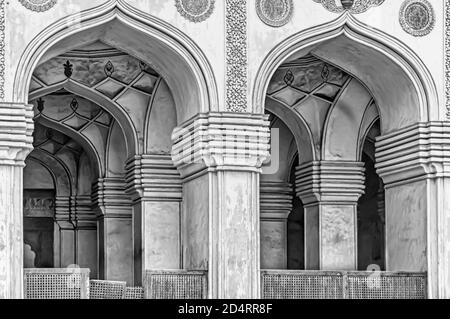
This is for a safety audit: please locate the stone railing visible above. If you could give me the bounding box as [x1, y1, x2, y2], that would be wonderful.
[261, 270, 427, 299]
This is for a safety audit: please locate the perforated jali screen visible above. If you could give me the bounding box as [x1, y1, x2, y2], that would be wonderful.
[24, 268, 90, 299]
[261, 271, 427, 299]
[89, 280, 127, 299]
[145, 271, 208, 299]
[125, 287, 145, 299]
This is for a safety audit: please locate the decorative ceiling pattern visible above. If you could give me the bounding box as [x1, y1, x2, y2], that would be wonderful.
[267, 53, 376, 160]
[31, 41, 162, 139]
[268, 54, 350, 109]
[33, 123, 83, 159]
[312, 0, 384, 14]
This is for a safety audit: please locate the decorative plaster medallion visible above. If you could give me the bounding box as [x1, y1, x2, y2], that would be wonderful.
[175, 0, 215, 23]
[312, 0, 384, 14]
[399, 0, 435, 37]
[256, 0, 294, 27]
[18, 0, 57, 12]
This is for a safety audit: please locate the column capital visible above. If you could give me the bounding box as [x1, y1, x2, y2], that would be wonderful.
[171, 112, 270, 177]
[125, 154, 182, 202]
[376, 122, 450, 186]
[0, 103, 34, 166]
[260, 181, 293, 220]
[92, 178, 132, 217]
[295, 161, 365, 205]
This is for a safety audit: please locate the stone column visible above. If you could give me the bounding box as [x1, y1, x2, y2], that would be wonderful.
[172, 113, 270, 299]
[125, 155, 182, 286]
[0, 103, 34, 299]
[260, 181, 292, 269]
[93, 178, 133, 285]
[375, 122, 450, 299]
[54, 196, 75, 268]
[296, 161, 365, 270]
[74, 196, 97, 278]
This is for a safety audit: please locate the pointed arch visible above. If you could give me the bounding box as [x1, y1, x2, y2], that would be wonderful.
[253, 12, 439, 134]
[14, 0, 218, 145]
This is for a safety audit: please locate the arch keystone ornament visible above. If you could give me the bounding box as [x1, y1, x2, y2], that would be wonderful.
[175, 0, 215, 23]
[312, 0, 384, 14]
[399, 0, 435, 37]
[256, 0, 294, 27]
[18, 0, 57, 12]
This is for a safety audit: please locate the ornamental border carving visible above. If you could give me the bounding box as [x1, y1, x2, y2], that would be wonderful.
[175, 0, 215, 23]
[399, 0, 435, 37]
[0, 0, 4, 100]
[446, 0, 450, 118]
[18, 0, 57, 12]
[226, 0, 248, 112]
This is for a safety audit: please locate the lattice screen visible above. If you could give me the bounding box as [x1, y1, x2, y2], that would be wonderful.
[125, 287, 145, 299]
[347, 272, 427, 299]
[145, 271, 208, 299]
[24, 269, 90, 299]
[89, 280, 127, 299]
[262, 271, 344, 299]
[261, 271, 427, 299]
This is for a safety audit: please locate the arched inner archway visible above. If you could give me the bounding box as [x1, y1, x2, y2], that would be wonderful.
[18, 4, 216, 286]
[257, 14, 437, 272]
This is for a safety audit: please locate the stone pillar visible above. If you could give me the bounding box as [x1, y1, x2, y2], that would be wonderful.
[172, 113, 270, 299]
[93, 178, 133, 285]
[74, 196, 97, 278]
[125, 155, 182, 286]
[54, 196, 75, 268]
[0, 103, 34, 299]
[375, 122, 450, 299]
[260, 181, 292, 269]
[296, 161, 365, 270]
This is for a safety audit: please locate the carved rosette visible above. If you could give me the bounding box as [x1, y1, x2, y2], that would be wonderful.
[312, 0, 384, 14]
[256, 0, 294, 27]
[399, 0, 435, 37]
[18, 0, 57, 12]
[175, 0, 215, 23]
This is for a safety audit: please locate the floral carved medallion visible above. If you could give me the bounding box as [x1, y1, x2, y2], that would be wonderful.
[18, 0, 57, 12]
[399, 0, 435, 37]
[312, 0, 384, 14]
[256, 0, 294, 27]
[175, 0, 215, 23]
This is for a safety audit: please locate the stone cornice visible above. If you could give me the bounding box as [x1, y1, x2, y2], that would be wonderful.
[296, 161, 365, 205]
[125, 154, 182, 202]
[0, 103, 34, 165]
[376, 122, 450, 186]
[172, 112, 270, 178]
